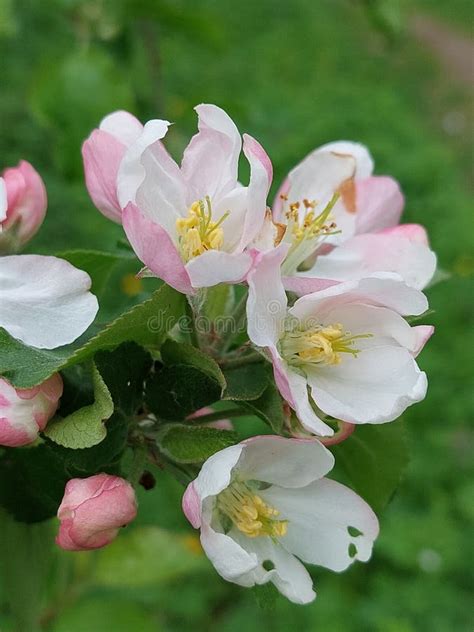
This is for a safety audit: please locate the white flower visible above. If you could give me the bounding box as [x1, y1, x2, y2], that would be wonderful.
[271, 140, 436, 291]
[183, 435, 379, 604]
[114, 104, 272, 294]
[247, 246, 433, 436]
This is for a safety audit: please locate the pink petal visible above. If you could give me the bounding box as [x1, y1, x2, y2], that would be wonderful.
[82, 129, 125, 223]
[122, 202, 194, 294]
[355, 176, 404, 234]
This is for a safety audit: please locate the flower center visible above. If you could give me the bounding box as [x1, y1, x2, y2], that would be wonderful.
[176, 197, 229, 262]
[280, 192, 341, 273]
[217, 481, 287, 538]
[281, 323, 372, 367]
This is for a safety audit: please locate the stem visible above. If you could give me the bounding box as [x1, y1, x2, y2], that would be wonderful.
[128, 443, 149, 488]
[185, 296, 201, 348]
[218, 289, 248, 354]
[188, 408, 250, 424]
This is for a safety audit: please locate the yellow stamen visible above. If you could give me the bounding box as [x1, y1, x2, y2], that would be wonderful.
[176, 197, 228, 262]
[218, 482, 288, 539]
[282, 323, 372, 367]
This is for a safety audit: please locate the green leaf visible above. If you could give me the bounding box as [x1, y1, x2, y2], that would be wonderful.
[161, 339, 226, 389]
[145, 365, 223, 421]
[222, 364, 269, 401]
[0, 445, 69, 523]
[157, 424, 239, 463]
[241, 382, 287, 434]
[56, 249, 132, 296]
[93, 526, 207, 587]
[331, 422, 410, 513]
[43, 412, 128, 475]
[0, 284, 185, 388]
[44, 365, 113, 449]
[146, 341, 226, 420]
[95, 342, 153, 416]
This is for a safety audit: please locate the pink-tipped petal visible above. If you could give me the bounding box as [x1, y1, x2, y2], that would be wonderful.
[122, 203, 193, 295]
[182, 482, 202, 528]
[380, 223, 429, 245]
[283, 275, 340, 296]
[411, 325, 434, 357]
[99, 110, 143, 147]
[239, 134, 273, 249]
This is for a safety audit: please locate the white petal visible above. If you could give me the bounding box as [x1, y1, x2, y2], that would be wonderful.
[287, 151, 356, 214]
[117, 119, 185, 236]
[316, 141, 374, 178]
[306, 346, 428, 424]
[308, 233, 437, 290]
[181, 104, 241, 202]
[286, 368, 334, 436]
[323, 303, 419, 352]
[99, 110, 143, 147]
[193, 444, 244, 502]
[263, 478, 379, 572]
[246, 244, 288, 347]
[200, 521, 259, 583]
[186, 250, 252, 288]
[0, 255, 98, 349]
[290, 274, 428, 320]
[238, 435, 334, 487]
[231, 529, 316, 604]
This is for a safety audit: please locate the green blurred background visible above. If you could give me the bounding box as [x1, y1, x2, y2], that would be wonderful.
[0, 0, 472, 630]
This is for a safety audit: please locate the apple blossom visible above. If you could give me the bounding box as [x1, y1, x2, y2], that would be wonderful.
[0, 373, 63, 447]
[82, 110, 143, 222]
[247, 246, 433, 436]
[0, 160, 47, 252]
[56, 474, 138, 551]
[117, 104, 272, 293]
[182, 435, 379, 604]
[270, 141, 436, 290]
[0, 254, 99, 349]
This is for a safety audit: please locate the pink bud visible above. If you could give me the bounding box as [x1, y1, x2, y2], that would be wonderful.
[0, 161, 47, 252]
[0, 373, 63, 447]
[186, 407, 234, 431]
[56, 474, 138, 551]
[82, 111, 143, 223]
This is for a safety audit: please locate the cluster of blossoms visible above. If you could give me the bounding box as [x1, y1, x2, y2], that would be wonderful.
[0, 104, 436, 605]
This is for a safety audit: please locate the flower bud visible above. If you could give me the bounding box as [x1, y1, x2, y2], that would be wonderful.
[56, 474, 138, 551]
[0, 160, 47, 252]
[0, 373, 63, 447]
